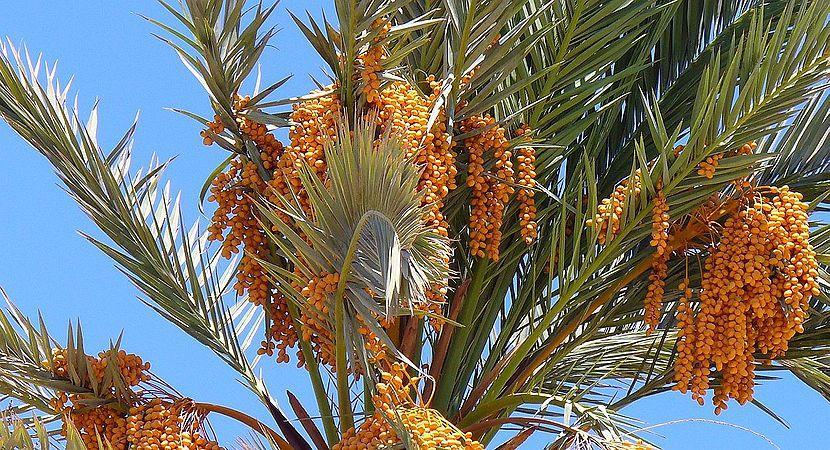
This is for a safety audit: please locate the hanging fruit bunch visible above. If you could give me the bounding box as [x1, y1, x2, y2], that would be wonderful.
[458, 55, 538, 261]
[587, 169, 643, 244]
[515, 124, 538, 245]
[275, 90, 341, 209]
[374, 78, 456, 238]
[359, 17, 391, 105]
[463, 115, 515, 261]
[334, 403, 485, 450]
[199, 11, 541, 376]
[205, 95, 301, 365]
[589, 142, 818, 414]
[334, 343, 485, 450]
[296, 270, 340, 370]
[644, 182, 670, 332]
[672, 185, 817, 413]
[47, 348, 222, 450]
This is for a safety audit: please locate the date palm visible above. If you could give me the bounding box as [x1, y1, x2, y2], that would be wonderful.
[0, 0, 829, 449]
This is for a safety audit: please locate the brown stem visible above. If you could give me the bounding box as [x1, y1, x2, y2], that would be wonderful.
[428, 279, 470, 384]
[399, 316, 421, 361]
[388, 317, 403, 348]
[455, 347, 517, 419]
[494, 427, 538, 450]
[195, 402, 292, 450]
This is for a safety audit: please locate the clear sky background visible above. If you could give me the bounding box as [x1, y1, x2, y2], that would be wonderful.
[0, 2, 827, 449]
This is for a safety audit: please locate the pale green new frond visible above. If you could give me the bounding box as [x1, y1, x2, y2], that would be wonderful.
[261, 119, 451, 318]
[3, 0, 830, 448]
[257, 119, 451, 434]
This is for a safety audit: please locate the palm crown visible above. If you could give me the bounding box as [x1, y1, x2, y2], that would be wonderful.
[0, 0, 829, 449]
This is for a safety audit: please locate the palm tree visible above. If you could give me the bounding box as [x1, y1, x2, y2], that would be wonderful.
[0, 0, 829, 448]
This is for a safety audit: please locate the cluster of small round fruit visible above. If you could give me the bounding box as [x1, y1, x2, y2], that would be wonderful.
[462, 114, 515, 261]
[127, 399, 220, 450]
[359, 18, 391, 104]
[298, 271, 341, 369]
[49, 349, 221, 449]
[586, 170, 643, 244]
[644, 184, 670, 332]
[672, 186, 817, 413]
[515, 125, 538, 245]
[205, 105, 295, 359]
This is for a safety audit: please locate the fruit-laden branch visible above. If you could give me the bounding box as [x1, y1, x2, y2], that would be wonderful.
[460, 199, 742, 424]
[510, 200, 741, 395]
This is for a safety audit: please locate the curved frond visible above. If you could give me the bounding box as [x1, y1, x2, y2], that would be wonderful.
[0, 42, 309, 449]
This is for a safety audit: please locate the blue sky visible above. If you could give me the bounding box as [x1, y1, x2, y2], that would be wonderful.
[0, 2, 827, 449]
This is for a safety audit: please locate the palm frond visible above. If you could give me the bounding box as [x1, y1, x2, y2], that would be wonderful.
[0, 42, 309, 449]
[0, 416, 97, 450]
[445, 2, 830, 442]
[259, 119, 451, 347]
[760, 92, 830, 200]
[291, 0, 442, 110]
[149, 0, 279, 134]
[0, 293, 62, 414]
[602, 0, 796, 187]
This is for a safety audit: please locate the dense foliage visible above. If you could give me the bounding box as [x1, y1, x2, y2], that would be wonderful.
[1, 1, 830, 449]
